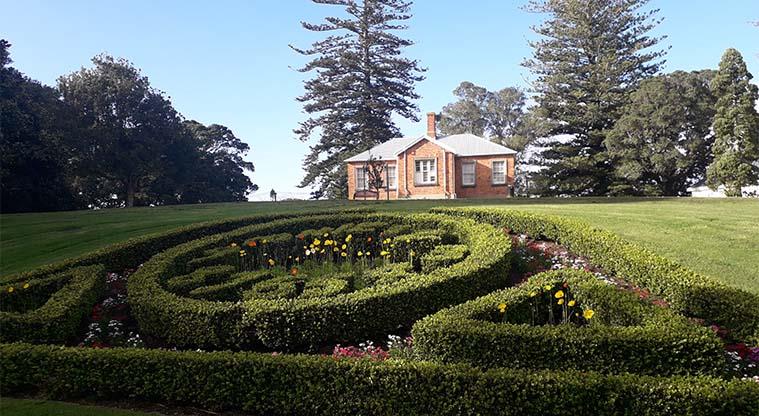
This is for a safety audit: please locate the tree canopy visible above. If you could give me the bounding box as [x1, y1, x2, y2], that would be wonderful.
[292, 0, 425, 199]
[0, 42, 256, 212]
[706, 48, 759, 196]
[524, 0, 667, 196]
[605, 70, 717, 196]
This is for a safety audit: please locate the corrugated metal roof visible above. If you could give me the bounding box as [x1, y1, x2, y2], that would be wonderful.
[437, 134, 517, 156]
[345, 133, 516, 162]
[344, 136, 420, 162]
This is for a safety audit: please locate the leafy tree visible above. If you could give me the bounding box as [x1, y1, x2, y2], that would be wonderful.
[1, 40, 81, 213]
[176, 121, 256, 204]
[292, 0, 425, 199]
[605, 70, 717, 196]
[524, 0, 666, 196]
[439, 82, 530, 151]
[58, 54, 185, 207]
[706, 48, 759, 196]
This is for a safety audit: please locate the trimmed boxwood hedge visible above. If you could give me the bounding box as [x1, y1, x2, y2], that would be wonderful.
[2, 343, 758, 415]
[0, 265, 105, 344]
[413, 269, 725, 376]
[127, 212, 511, 350]
[432, 207, 759, 343]
[0, 209, 370, 285]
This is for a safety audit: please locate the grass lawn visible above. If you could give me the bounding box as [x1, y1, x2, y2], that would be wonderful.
[0, 398, 159, 416]
[1, 197, 758, 293]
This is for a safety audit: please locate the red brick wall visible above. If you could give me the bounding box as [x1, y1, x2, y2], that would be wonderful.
[399, 139, 448, 198]
[347, 142, 516, 200]
[347, 161, 399, 200]
[454, 155, 516, 198]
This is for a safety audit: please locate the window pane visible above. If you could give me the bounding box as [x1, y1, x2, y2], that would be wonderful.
[492, 161, 506, 184]
[462, 162, 475, 186]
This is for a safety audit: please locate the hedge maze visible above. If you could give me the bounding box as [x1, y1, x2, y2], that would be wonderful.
[1, 207, 758, 415]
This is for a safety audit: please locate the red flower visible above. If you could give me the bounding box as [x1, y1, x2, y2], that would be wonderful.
[726, 343, 750, 359]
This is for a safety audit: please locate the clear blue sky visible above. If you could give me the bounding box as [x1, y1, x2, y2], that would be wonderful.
[2, 1, 757, 199]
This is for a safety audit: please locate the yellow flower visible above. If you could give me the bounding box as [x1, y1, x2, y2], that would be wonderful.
[406, 238, 411, 243]
[323, 232, 329, 237]
[380, 250, 389, 256]
[320, 249, 325, 254]
[341, 252, 347, 257]
[357, 251, 363, 257]
[554, 290, 564, 299]
[384, 238, 391, 244]
[558, 299, 564, 305]
[366, 252, 371, 256]
[239, 250, 246, 254]
[268, 259, 275, 266]
[295, 257, 300, 262]
[333, 247, 339, 252]
[390, 244, 395, 248]
[7, 287, 14, 293]
[410, 250, 415, 257]
[345, 234, 353, 242]
[313, 239, 321, 246]
[583, 309, 595, 320]
[529, 291, 537, 297]
[262, 239, 268, 244]
[498, 303, 507, 313]
[230, 243, 237, 247]
[341, 244, 347, 250]
[22, 283, 30, 289]
[544, 285, 552, 291]
[568, 300, 576, 307]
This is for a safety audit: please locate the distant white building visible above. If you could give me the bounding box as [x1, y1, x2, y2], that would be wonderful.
[687, 181, 759, 198]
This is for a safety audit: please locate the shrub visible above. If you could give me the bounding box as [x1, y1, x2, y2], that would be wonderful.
[127, 212, 511, 350]
[413, 269, 726, 376]
[1, 343, 757, 415]
[166, 265, 237, 294]
[188, 270, 273, 301]
[432, 207, 759, 343]
[0, 265, 105, 343]
[421, 244, 469, 274]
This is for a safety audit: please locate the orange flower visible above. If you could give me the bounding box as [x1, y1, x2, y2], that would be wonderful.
[297, 233, 305, 240]
[290, 267, 298, 277]
[367, 236, 373, 243]
[247, 241, 257, 247]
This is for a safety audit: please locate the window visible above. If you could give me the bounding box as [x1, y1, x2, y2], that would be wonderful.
[461, 162, 475, 186]
[492, 160, 506, 185]
[355, 167, 368, 190]
[386, 165, 397, 189]
[414, 159, 437, 185]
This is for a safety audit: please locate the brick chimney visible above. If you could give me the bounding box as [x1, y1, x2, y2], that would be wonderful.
[426, 112, 437, 138]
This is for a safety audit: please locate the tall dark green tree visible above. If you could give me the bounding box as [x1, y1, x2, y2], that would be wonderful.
[1, 40, 81, 213]
[292, 0, 425, 199]
[605, 70, 717, 196]
[58, 54, 185, 207]
[706, 48, 759, 196]
[524, 0, 667, 195]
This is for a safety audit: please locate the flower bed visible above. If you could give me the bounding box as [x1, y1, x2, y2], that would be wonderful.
[431, 207, 759, 344]
[127, 212, 511, 350]
[413, 269, 725, 376]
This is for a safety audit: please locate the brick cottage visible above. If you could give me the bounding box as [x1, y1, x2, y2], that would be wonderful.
[346, 112, 517, 200]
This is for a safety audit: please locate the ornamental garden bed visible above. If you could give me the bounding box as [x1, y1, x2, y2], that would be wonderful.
[1, 207, 758, 415]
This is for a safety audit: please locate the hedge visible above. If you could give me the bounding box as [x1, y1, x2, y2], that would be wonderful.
[413, 269, 725, 376]
[2, 343, 757, 415]
[432, 207, 759, 343]
[0, 265, 105, 343]
[0, 209, 370, 285]
[127, 212, 511, 350]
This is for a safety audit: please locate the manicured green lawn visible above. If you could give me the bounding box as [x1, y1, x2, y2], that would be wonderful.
[1, 197, 758, 293]
[0, 398, 159, 416]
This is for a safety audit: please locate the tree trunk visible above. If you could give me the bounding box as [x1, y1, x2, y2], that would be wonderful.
[126, 179, 135, 208]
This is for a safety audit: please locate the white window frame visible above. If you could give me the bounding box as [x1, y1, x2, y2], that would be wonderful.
[491, 160, 507, 185]
[461, 161, 476, 186]
[355, 167, 369, 191]
[414, 158, 437, 185]
[385, 165, 397, 190]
